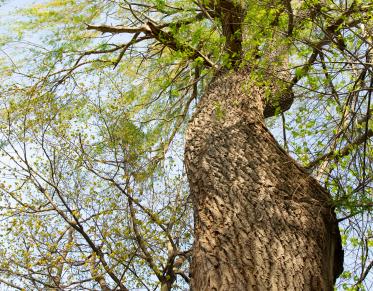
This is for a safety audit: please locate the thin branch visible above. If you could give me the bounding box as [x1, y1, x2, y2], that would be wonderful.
[355, 260, 373, 289]
[290, 2, 372, 87]
[128, 197, 163, 281]
[113, 32, 140, 68]
[281, 112, 288, 151]
[362, 74, 372, 195]
[86, 23, 150, 34]
[0, 278, 24, 290]
[306, 129, 373, 169]
[285, 0, 294, 36]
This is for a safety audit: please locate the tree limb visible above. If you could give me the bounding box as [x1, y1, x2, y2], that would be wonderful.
[86, 23, 150, 34]
[86, 22, 217, 69]
[306, 129, 373, 169]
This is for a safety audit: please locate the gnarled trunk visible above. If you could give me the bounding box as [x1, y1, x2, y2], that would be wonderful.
[185, 70, 343, 290]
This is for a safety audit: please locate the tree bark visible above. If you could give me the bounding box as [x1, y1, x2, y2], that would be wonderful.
[184, 70, 343, 290]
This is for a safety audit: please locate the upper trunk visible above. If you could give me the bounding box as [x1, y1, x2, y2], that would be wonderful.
[184, 70, 343, 290]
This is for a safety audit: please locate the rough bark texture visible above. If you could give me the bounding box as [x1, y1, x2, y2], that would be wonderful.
[184, 70, 343, 290]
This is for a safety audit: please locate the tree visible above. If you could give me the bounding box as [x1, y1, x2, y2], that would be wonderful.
[0, 0, 372, 290]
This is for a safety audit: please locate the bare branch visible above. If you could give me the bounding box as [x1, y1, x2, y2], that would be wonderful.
[86, 23, 151, 34]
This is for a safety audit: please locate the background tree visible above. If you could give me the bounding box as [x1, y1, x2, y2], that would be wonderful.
[0, 0, 372, 290]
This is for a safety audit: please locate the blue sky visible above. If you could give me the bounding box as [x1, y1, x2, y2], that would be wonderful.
[1, 0, 36, 14]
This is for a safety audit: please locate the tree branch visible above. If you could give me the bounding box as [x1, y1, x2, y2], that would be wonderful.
[86, 22, 217, 69]
[355, 260, 373, 289]
[290, 2, 372, 87]
[86, 23, 150, 34]
[306, 129, 373, 169]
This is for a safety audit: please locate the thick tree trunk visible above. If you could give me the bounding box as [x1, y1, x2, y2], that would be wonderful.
[185, 70, 343, 290]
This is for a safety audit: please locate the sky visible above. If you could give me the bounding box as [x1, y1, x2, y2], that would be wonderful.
[1, 0, 36, 13]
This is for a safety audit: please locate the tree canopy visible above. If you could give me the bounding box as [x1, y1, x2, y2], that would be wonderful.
[0, 0, 372, 290]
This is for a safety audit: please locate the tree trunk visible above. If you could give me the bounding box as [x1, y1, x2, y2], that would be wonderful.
[184, 70, 343, 290]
